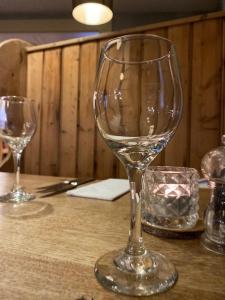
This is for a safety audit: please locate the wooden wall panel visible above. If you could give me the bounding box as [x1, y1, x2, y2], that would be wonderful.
[40, 49, 61, 176]
[165, 24, 191, 166]
[25, 52, 44, 174]
[21, 12, 225, 178]
[59, 45, 79, 177]
[190, 19, 222, 170]
[77, 42, 97, 178]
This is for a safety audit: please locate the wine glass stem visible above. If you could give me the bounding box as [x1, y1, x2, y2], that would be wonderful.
[126, 167, 145, 256]
[12, 151, 22, 191]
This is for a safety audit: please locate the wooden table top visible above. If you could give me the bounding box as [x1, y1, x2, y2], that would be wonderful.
[0, 172, 224, 300]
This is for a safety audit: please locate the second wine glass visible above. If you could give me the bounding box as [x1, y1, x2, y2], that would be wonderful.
[0, 96, 37, 203]
[93, 34, 183, 296]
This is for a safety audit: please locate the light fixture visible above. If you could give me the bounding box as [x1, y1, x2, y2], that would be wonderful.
[72, 0, 113, 26]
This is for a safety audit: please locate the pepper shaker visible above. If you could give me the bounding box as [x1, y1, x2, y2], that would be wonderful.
[201, 135, 225, 255]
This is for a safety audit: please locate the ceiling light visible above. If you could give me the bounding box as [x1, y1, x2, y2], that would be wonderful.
[72, 0, 113, 25]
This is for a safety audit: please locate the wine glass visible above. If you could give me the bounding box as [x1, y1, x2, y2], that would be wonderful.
[93, 34, 183, 296]
[0, 96, 37, 203]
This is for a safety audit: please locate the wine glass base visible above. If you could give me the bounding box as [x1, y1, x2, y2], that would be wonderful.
[201, 233, 225, 255]
[0, 190, 35, 203]
[94, 249, 178, 296]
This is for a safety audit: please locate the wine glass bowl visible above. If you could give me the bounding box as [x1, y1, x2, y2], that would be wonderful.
[94, 34, 183, 296]
[95, 35, 182, 169]
[0, 96, 37, 203]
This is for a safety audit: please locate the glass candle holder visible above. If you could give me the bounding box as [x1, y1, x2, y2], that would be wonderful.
[142, 166, 199, 230]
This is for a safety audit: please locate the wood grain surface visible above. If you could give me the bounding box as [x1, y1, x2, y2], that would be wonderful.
[95, 40, 116, 180]
[24, 51, 44, 174]
[77, 42, 97, 178]
[40, 49, 61, 176]
[146, 28, 168, 168]
[59, 45, 80, 177]
[190, 19, 222, 170]
[165, 24, 191, 167]
[0, 172, 224, 300]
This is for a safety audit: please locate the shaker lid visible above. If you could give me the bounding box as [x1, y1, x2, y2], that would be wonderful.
[201, 135, 225, 181]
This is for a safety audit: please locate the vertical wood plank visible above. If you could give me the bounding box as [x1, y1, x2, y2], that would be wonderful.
[221, 18, 225, 136]
[165, 24, 191, 166]
[59, 45, 79, 177]
[77, 42, 97, 178]
[115, 38, 143, 178]
[24, 51, 44, 174]
[190, 19, 222, 170]
[40, 49, 61, 176]
[143, 28, 168, 167]
[95, 40, 117, 179]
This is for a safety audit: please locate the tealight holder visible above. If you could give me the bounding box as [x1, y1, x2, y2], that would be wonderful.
[142, 166, 200, 231]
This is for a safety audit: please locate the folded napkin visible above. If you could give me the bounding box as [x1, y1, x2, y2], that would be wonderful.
[198, 178, 209, 189]
[67, 178, 130, 201]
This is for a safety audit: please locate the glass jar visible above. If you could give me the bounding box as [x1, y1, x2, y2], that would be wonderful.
[142, 166, 199, 230]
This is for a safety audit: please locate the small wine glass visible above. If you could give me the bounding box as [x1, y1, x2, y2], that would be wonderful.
[0, 96, 37, 203]
[93, 34, 183, 296]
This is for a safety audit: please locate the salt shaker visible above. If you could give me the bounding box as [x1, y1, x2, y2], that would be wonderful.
[201, 135, 225, 255]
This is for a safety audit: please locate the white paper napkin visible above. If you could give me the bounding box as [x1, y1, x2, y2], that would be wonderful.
[198, 178, 210, 189]
[66, 178, 130, 201]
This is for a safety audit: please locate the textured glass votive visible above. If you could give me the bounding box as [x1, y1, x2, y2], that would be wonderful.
[142, 166, 199, 230]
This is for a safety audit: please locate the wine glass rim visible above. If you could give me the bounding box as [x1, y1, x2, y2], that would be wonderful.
[0, 96, 35, 104]
[103, 34, 174, 64]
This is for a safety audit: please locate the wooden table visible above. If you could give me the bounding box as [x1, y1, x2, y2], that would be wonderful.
[0, 172, 224, 300]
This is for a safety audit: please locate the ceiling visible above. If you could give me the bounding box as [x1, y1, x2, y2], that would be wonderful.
[0, 0, 221, 18]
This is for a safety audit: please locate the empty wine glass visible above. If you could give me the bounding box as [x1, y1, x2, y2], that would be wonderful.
[0, 96, 37, 203]
[93, 34, 183, 296]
